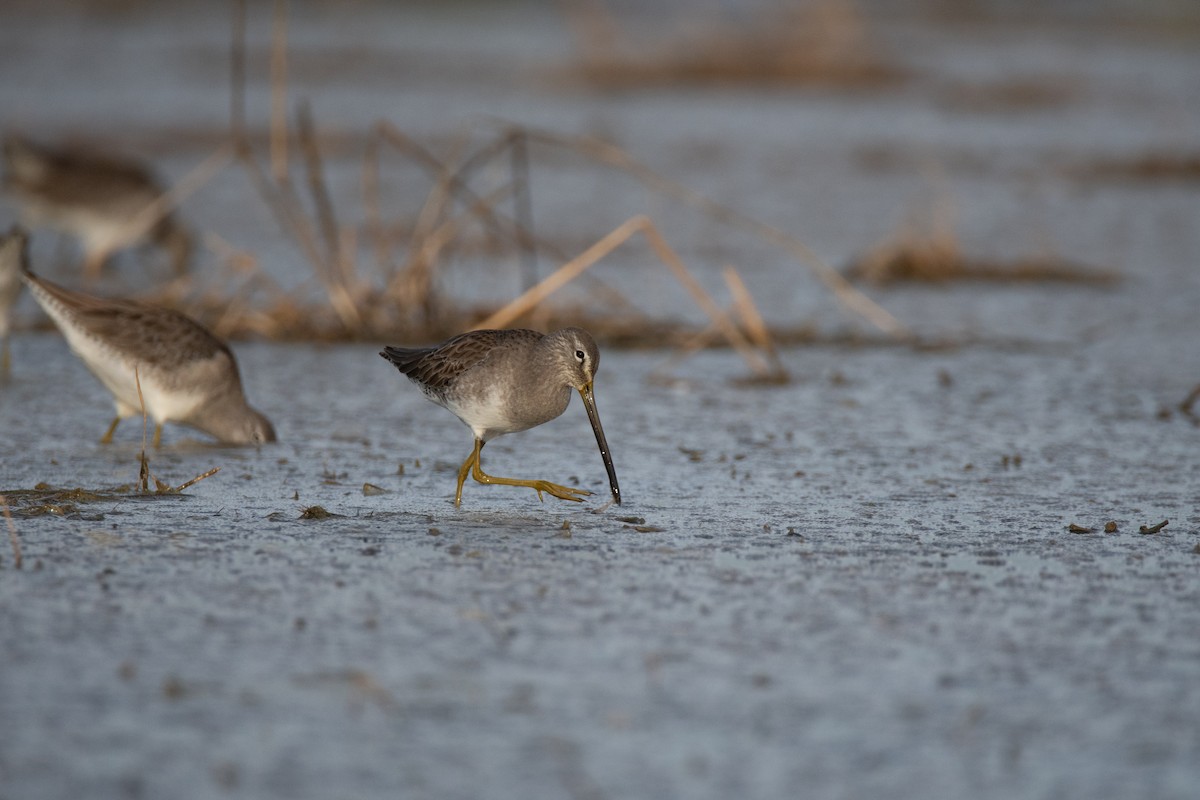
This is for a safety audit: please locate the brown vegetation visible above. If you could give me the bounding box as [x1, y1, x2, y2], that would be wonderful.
[557, 0, 906, 90]
[96, 0, 921, 385]
[1071, 152, 1200, 183]
[844, 202, 1119, 286]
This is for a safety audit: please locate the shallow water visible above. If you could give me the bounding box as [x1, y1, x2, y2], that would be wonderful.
[2, 2, 1200, 799]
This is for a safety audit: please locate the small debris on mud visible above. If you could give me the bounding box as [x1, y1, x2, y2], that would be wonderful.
[299, 505, 337, 520]
[1139, 519, 1168, 535]
[1104, 521, 1118, 533]
[1067, 523, 1094, 534]
[362, 483, 387, 496]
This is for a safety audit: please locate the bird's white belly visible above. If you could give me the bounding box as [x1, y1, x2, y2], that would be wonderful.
[443, 386, 516, 441]
[63, 330, 201, 423]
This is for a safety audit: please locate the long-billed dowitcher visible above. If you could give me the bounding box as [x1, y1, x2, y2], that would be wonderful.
[2, 134, 193, 279]
[0, 226, 24, 379]
[380, 328, 621, 507]
[17, 233, 274, 446]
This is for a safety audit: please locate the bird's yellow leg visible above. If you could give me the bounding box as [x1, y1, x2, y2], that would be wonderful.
[454, 444, 479, 507]
[152, 423, 163, 449]
[469, 439, 592, 504]
[100, 417, 121, 444]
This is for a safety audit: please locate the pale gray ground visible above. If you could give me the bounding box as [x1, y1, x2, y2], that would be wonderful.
[2, 2, 1199, 799]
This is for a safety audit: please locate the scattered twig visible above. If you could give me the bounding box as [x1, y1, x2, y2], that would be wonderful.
[173, 467, 222, 493]
[1139, 519, 1168, 535]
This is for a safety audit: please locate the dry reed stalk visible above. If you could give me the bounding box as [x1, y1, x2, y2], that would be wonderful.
[126, 144, 234, 249]
[337, 227, 359, 289]
[295, 101, 363, 330]
[722, 266, 786, 377]
[509, 128, 539, 292]
[135, 366, 152, 493]
[132, 363, 221, 493]
[374, 123, 566, 265]
[393, 183, 515, 324]
[384, 132, 477, 310]
[1, 495, 21, 569]
[477, 215, 773, 377]
[173, 467, 221, 493]
[230, 0, 328, 292]
[296, 100, 340, 264]
[362, 133, 390, 276]
[269, 0, 290, 182]
[518, 127, 909, 339]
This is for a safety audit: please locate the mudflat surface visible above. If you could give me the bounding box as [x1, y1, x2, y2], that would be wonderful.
[2, 2, 1199, 799]
[3, 336, 1198, 800]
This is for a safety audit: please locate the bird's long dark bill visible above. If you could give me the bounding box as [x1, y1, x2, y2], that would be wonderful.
[579, 383, 621, 505]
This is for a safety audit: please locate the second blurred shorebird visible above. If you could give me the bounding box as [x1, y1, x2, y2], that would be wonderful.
[2, 134, 193, 279]
[9, 229, 275, 446]
[381, 328, 622, 507]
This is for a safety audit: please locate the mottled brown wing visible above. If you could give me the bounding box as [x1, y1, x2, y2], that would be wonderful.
[380, 329, 540, 392]
[25, 272, 230, 365]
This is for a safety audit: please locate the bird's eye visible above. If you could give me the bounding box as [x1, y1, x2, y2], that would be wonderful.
[575, 349, 585, 361]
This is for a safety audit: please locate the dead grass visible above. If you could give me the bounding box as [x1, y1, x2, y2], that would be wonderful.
[1071, 152, 1200, 183]
[113, 0, 917, 384]
[844, 201, 1119, 287]
[557, 0, 906, 90]
[0, 484, 188, 517]
[935, 77, 1078, 114]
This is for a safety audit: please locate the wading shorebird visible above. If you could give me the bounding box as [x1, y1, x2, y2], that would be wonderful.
[380, 327, 622, 507]
[2, 134, 193, 279]
[11, 230, 274, 446]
